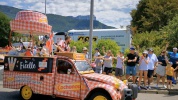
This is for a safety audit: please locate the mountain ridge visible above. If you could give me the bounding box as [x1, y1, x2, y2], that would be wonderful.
[0, 5, 115, 32]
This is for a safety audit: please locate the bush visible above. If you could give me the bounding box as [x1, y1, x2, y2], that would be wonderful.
[70, 39, 121, 57]
[96, 39, 120, 56]
[69, 40, 97, 54]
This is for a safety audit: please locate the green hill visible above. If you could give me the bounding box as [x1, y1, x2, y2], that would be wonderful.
[0, 5, 115, 32]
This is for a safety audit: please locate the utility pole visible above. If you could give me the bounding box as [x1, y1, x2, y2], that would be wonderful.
[45, 0, 46, 15]
[89, 0, 94, 62]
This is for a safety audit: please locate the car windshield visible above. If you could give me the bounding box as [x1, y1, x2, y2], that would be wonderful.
[75, 61, 93, 71]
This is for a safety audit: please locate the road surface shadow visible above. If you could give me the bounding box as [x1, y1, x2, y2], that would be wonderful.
[0, 91, 20, 100]
[0, 91, 71, 100]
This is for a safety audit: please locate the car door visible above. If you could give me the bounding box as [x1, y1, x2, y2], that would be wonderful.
[54, 59, 81, 99]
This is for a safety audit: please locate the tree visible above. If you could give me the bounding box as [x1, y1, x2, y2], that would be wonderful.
[161, 14, 178, 50]
[132, 31, 168, 55]
[96, 39, 120, 56]
[0, 12, 10, 47]
[69, 40, 97, 54]
[70, 39, 120, 57]
[131, 0, 178, 33]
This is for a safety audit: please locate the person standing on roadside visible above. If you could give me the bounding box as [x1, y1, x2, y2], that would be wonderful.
[125, 47, 137, 84]
[94, 48, 100, 60]
[114, 51, 124, 80]
[166, 62, 175, 89]
[147, 48, 158, 89]
[155, 50, 168, 89]
[94, 48, 102, 73]
[167, 47, 178, 83]
[82, 47, 90, 61]
[95, 54, 103, 74]
[103, 50, 113, 75]
[138, 50, 149, 90]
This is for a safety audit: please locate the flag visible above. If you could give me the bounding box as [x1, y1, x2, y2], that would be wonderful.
[46, 33, 54, 53]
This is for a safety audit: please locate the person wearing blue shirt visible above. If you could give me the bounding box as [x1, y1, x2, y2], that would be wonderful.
[168, 48, 178, 68]
[167, 47, 178, 82]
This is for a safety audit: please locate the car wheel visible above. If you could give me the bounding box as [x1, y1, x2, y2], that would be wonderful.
[89, 92, 112, 100]
[20, 85, 33, 100]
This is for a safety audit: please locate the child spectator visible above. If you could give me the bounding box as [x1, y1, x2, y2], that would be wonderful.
[95, 54, 103, 74]
[114, 51, 124, 80]
[103, 50, 113, 75]
[166, 62, 175, 89]
[94, 48, 100, 61]
[90, 61, 96, 71]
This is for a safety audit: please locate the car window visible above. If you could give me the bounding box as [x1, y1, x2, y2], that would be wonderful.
[57, 60, 73, 74]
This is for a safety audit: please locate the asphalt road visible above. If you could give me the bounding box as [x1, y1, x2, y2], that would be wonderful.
[137, 93, 178, 100]
[1, 65, 178, 100]
[1, 87, 178, 100]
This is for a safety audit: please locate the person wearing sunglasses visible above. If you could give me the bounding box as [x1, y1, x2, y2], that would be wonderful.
[155, 50, 168, 89]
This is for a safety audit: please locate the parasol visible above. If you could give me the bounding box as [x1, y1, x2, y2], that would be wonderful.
[9, 10, 53, 56]
[10, 10, 52, 35]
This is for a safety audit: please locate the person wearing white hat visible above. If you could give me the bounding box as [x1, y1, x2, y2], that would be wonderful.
[138, 50, 149, 90]
[83, 47, 89, 60]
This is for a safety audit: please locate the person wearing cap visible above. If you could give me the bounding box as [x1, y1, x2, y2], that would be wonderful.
[155, 50, 168, 89]
[147, 48, 158, 89]
[83, 47, 89, 60]
[166, 62, 175, 89]
[138, 50, 149, 90]
[125, 47, 137, 84]
[94, 48, 101, 60]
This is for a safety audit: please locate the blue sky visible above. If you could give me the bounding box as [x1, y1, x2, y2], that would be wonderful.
[0, 0, 140, 28]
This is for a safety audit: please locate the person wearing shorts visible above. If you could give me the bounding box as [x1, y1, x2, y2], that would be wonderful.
[103, 50, 113, 75]
[138, 50, 149, 90]
[114, 51, 124, 80]
[125, 47, 137, 84]
[166, 62, 175, 89]
[147, 48, 158, 89]
[95, 54, 103, 74]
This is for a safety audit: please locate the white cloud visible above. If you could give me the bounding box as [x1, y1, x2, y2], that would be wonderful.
[6, 0, 140, 28]
[0, 2, 7, 5]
